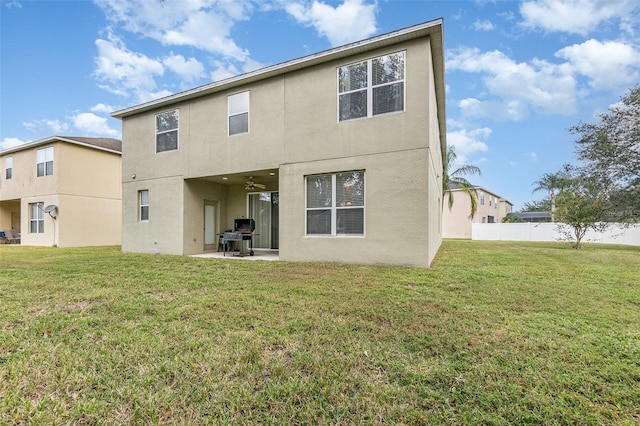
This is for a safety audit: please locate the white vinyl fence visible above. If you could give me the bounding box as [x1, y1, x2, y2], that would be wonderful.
[472, 223, 640, 246]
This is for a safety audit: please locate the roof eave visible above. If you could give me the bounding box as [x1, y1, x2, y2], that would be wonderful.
[0, 136, 122, 156]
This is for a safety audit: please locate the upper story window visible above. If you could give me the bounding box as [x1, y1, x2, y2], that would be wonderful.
[228, 91, 249, 136]
[306, 170, 365, 236]
[338, 51, 405, 122]
[5, 157, 12, 179]
[480, 192, 485, 206]
[36, 147, 53, 177]
[156, 109, 179, 153]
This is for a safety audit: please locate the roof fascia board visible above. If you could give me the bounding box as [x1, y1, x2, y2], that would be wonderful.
[111, 18, 444, 119]
[0, 136, 121, 156]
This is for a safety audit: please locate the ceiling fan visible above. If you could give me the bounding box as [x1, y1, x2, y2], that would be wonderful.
[245, 176, 266, 191]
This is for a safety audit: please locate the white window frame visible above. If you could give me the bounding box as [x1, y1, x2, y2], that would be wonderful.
[36, 147, 54, 177]
[155, 109, 179, 153]
[305, 171, 365, 237]
[30, 202, 44, 233]
[5, 156, 12, 179]
[228, 91, 250, 136]
[337, 50, 406, 122]
[139, 190, 149, 222]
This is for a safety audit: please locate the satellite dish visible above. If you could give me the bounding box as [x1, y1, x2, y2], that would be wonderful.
[44, 205, 58, 219]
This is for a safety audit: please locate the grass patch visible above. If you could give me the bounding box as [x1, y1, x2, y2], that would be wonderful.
[1, 241, 639, 424]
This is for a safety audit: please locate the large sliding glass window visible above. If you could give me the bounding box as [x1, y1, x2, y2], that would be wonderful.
[248, 192, 279, 249]
[306, 171, 365, 236]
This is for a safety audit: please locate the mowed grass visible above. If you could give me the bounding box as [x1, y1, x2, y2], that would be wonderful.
[1, 241, 638, 425]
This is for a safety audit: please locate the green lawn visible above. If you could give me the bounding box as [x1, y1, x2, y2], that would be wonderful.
[1, 240, 638, 424]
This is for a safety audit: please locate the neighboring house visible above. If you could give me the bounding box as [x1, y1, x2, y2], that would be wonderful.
[443, 186, 513, 239]
[111, 20, 446, 267]
[0, 136, 122, 247]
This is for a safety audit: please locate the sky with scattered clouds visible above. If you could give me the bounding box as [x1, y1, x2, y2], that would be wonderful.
[1, 0, 639, 209]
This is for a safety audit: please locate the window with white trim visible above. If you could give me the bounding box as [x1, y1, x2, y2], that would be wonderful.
[306, 171, 365, 236]
[139, 190, 149, 221]
[36, 147, 53, 177]
[228, 91, 249, 136]
[338, 51, 405, 122]
[5, 156, 12, 179]
[30, 202, 44, 233]
[156, 110, 179, 153]
[480, 192, 485, 206]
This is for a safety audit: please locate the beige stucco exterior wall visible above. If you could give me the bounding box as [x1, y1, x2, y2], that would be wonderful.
[1, 141, 121, 247]
[118, 31, 444, 267]
[280, 149, 434, 267]
[122, 176, 183, 254]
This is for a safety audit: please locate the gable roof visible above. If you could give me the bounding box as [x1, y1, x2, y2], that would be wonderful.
[0, 136, 122, 156]
[110, 19, 446, 155]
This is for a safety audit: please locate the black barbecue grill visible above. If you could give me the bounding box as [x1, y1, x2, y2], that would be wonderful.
[223, 218, 256, 257]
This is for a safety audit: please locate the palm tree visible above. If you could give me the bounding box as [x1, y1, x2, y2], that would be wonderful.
[532, 169, 571, 222]
[443, 146, 482, 219]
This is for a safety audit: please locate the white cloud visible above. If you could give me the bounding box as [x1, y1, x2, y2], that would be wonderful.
[520, 0, 638, 35]
[93, 31, 165, 101]
[473, 19, 495, 31]
[524, 151, 538, 161]
[163, 10, 249, 60]
[447, 47, 577, 119]
[286, 0, 377, 46]
[0, 137, 28, 151]
[70, 112, 119, 137]
[163, 54, 205, 82]
[209, 57, 265, 82]
[23, 119, 70, 134]
[90, 103, 117, 114]
[447, 127, 491, 164]
[556, 39, 640, 90]
[94, 0, 251, 60]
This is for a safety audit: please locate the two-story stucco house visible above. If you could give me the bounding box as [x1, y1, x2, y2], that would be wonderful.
[112, 19, 446, 267]
[0, 136, 122, 247]
[443, 185, 513, 239]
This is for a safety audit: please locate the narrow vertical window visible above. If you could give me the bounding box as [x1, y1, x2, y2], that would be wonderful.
[228, 91, 249, 136]
[36, 147, 54, 177]
[5, 157, 12, 179]
[30, 202, 44, 233]
[139, 190, 149, 221]
[156, 110, 179, 153]
[306, 171, 365, 236]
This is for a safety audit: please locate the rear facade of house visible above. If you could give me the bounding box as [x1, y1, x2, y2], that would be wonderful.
[0, 136, 122, 247]
[113, 20, 446, 267]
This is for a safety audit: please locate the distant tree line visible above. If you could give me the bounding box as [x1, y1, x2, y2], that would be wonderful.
[523, 86, 640, 248]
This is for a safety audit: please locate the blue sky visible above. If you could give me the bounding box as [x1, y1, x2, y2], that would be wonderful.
[1, 0, 639, 210]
